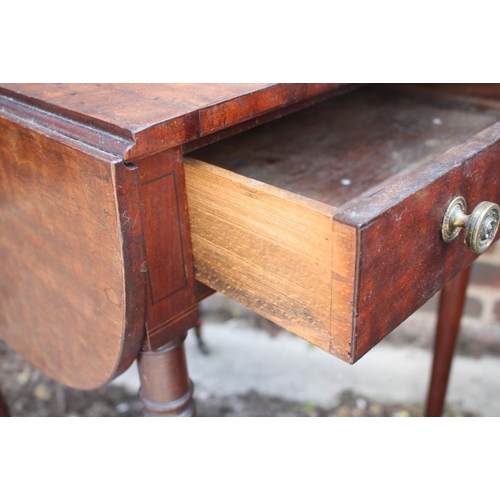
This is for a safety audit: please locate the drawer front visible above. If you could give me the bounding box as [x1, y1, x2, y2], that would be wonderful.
[185, 122, 500, 364]
[337, 122, 500, 361]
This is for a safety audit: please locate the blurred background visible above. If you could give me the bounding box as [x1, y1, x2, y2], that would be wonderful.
[1, 243, 499, 417]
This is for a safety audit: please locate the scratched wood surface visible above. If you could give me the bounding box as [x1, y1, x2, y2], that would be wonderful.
[192, 86, 500, 207]
[186, 86, 500, 362]
[3, 82, 500, 377]
[0, 113, 146, 389]
[0, 83, 362, 390]
[0, 84, 358, 385]
[0, 84, 350, 161]
[339, 122, 500, 360]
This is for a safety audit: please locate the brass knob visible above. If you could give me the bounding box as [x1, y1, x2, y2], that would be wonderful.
[442, 196, 500, 254]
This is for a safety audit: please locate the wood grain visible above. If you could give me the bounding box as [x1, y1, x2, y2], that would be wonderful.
[192, 86, 500, 208]
[138, 334, 195, 417]
[0, 84, 349, 161]
[3, 82, 499, 381]
[425, 266, 471, 417]
[186, 87, 500, 362]
[339, 121, 500, 361]
[0, 83, 365, 392]
[184, 157, 354, 359]
[135, 148, 199, 351]
[183, 84, 362, 154]
[0, 112, 146, 389]
[330, 221, 358, 358]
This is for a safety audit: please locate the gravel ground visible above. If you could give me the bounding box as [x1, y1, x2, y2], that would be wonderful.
[0, 340, 476, 417]
[0, 330, 482, 417]
[2, 294, 498, 417]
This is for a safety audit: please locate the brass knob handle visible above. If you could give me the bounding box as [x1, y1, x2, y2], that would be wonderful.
[442, 196, 500, 254]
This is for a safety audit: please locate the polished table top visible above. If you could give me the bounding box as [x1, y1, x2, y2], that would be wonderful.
[0, 83, 351, 161]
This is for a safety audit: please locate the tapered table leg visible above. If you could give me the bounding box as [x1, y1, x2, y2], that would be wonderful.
[138, 333, 196, 417]
[0, 387, 10, 417]
[425, 266, 471, 417]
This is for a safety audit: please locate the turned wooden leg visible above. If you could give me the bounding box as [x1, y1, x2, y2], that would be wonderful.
[425, 266, 471, 417]
[0, 387, 10, 417]
[138, 333, 196, 417]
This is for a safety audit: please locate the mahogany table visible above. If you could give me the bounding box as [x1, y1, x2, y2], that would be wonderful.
[0, 83, 499, 417]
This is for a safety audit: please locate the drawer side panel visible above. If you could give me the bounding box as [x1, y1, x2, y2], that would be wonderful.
[185, 157, 348, 355]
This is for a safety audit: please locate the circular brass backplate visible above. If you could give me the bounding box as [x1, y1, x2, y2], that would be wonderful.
[441, 196, 467, 243]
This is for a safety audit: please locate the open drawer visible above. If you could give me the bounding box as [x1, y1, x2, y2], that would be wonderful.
[184, 85, 500, 363]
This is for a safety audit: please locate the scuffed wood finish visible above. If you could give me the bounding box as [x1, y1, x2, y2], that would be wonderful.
[341, 122, 500, 360]
[425, 267, 471, 417]
[3, 82, 500, 402]
[186, 86, 500, 362]
[0, 84, 351, 162]
[136, 148, 198, 351]
[0, 113, 146, 389]
[185, 157, 353, 359]
[192, 87, 500, 207]
[183, 84, 362, 154]
[0, 83, 367, 405]
[2, 84, 355, 389]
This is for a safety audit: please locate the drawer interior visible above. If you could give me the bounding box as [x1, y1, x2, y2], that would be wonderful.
[185, 84, 500, 362]
[191, 84, 500, 209]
